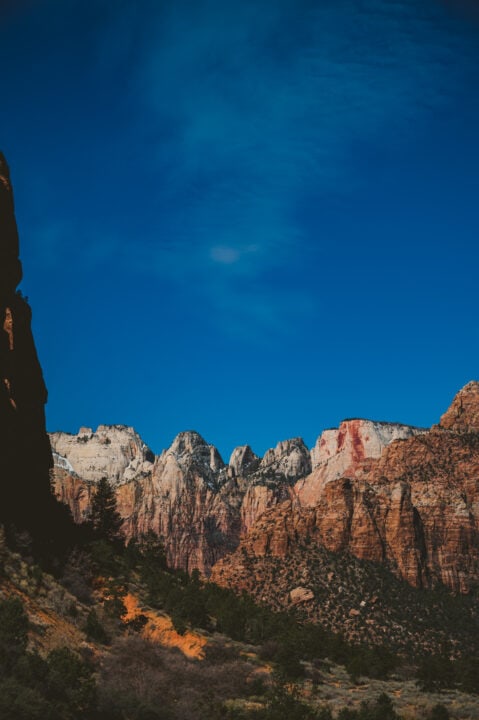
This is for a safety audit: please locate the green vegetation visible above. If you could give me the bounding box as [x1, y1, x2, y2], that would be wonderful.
[132, 535, 398, 682]
[0, 597, 96, 719]
[1, 475, 477, 719]
[89, 477, 124, 545]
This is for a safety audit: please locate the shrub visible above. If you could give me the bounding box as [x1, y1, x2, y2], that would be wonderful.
[0, 597, 29, 671]
[85, 609, 109, 644]
[430, 704, 450, 720]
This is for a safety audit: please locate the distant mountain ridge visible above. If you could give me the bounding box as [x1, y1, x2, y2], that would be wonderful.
[50, 383, 479, 601]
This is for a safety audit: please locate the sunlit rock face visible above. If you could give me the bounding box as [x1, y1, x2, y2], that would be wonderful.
[51, 427, 312, 574]
[228, 445, 259, 478]
[0, 153, 53, 529]
[297, 419, 423, 506]
[50, 426, 155, 486]
[260, 437, 312, 482]
[51, 428, 235, 571]
[52, 384, 479, 593]
[439, 380, 479, 432]
[213, 384, 479, 594]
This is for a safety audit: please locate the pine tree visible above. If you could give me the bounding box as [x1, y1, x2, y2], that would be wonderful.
[89, 477, 123, 543]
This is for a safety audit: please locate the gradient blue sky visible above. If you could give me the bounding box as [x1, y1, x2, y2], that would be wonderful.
[1, 0, 479, 460]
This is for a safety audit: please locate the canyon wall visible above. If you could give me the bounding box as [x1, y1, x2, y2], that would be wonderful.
[212, 383, 479, 594]
[51, 383, 479, 593]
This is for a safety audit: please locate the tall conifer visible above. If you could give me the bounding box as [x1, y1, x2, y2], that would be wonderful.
[90, 477, 123, 543]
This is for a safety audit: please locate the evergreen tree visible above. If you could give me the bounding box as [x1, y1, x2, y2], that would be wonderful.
[0, 597, 29, 672]
[90, 477, 123, 543]
[430, 704, 450, 720]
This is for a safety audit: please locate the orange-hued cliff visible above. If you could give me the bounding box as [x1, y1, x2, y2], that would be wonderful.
[212, 382, 479, 594]
[51, 382, 479, 594]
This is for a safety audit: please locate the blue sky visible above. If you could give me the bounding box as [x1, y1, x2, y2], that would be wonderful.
[1, 0, 479, 460]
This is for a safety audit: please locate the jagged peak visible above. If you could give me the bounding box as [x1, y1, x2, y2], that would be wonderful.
[169, 430, 209, 452]
[261, 437, 309, 463]
[167, 431, 225, 473]
[440, 381, 479, 433]
[259, 436, 312, 481]
[228, 445, 259, 477]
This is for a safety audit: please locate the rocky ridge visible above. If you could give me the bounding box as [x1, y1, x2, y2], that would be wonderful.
[49, 386, 479, 593]
[212, 382, 479, 595]
[51, 427, 310, 572]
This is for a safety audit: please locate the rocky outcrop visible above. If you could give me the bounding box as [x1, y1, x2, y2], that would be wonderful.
[289, 586, 314, 605]
[167, 431, 226, 482]
[0, 153, 54, 530]
[259, 437, 312, 482]
[228, 445, 259, 478]
[298, 419, 423, 506]
[439, 381, 479, 432]
[49, 416, 426, 577]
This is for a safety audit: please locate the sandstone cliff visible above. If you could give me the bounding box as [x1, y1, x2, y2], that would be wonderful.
[51, 427, 321, 573]
[51, 414, 424, 576]
[51, 383, 479, 593]
[212, 383, 479, 594]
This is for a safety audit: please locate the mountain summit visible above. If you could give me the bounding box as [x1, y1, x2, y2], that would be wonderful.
[440, 380, 479, 432]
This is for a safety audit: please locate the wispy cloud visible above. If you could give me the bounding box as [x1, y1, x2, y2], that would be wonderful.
[23, 0, 478, 334]
[111, 0, 471, 330]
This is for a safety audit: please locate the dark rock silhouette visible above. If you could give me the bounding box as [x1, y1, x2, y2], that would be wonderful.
[0, 152, 60, 539]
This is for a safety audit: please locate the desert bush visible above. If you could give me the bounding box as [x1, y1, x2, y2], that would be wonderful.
[0, 596, 29, 671]
[61, 548, 94, 603]
[416, 655, 454, 692]
[98, 635, 258, 720]
[0, 597, 97, 719]
[429, 704, 450, 720]
[85, 609, 109, 644]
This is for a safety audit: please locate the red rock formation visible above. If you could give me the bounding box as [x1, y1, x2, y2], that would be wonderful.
[439, 381, 479, 432]
[50, 428, 305, 574]
[298, 419, 422, 506]
[212, 386, 479, 594]
[51, 383, 479, 594]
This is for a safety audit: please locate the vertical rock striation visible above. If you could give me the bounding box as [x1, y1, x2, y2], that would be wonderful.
[0, 152, 53, 530]
[50, 427, 313, 574]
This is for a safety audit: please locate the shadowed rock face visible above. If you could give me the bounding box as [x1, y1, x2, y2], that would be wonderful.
[0, 153, 52, 530]
[0, 153, 22, 296]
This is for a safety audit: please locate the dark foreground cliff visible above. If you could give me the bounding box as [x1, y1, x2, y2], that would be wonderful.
[0, 153, 64, 540]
